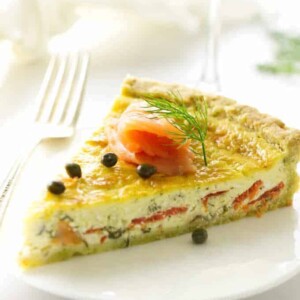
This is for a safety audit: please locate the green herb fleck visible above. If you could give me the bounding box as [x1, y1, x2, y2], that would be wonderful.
[257, 32, 300, 75]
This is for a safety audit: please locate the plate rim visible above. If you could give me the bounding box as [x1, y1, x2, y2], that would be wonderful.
[14, 243, 300, 300]
[4, 128, 300, 300]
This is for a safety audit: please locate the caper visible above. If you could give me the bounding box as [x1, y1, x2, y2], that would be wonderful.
[65, 163, 82, 178]
[47, 181, 65, 195]
[192, 228, 208, 244]
[101, 153, 118, 167]
[136, 164, 157, 179]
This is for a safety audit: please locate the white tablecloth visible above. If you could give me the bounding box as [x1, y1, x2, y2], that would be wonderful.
[0, 22, 299, 299]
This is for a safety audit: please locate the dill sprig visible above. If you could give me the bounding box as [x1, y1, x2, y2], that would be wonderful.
[143, 91, 208, 166]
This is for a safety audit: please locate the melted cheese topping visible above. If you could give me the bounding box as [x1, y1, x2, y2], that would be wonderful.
[34, 95, 284, 218]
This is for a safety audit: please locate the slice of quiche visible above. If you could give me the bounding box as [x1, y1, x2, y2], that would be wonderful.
[19, 76, 300, 268]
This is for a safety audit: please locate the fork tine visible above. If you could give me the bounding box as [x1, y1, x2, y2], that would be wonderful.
[63, 53, 90, 127]
[38, 55, 68, 123]
[34, 55, 57, 122]
[51, 53, 80, 125]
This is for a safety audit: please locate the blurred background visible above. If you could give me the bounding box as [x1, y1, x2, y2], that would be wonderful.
[0, 1, 300, 299]
[1, 0, 299, 173]
[0, 0, 299, 63]
[0, 0, 299, 121]
[0, 0, 299, 158]
[0, 2, 299, 84]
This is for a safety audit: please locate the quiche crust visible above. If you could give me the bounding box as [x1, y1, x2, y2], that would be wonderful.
[122, 76, 300, 153]
[19, 77, 300, 268]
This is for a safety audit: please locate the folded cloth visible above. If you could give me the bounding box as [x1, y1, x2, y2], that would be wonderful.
[0, 0, 260, 63]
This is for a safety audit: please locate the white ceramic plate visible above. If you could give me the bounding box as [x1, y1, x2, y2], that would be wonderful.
[1, 130, 300, 300]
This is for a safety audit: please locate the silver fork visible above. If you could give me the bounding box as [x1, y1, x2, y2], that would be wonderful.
[0, 53, 90, 225]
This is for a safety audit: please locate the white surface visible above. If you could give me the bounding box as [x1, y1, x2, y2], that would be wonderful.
[0, 0, 259, 62]
[0, 22, 300, 300]
[1, 129, 300, 300]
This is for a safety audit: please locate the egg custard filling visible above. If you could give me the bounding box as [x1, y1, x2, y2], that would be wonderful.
[19, 77, 300, 268]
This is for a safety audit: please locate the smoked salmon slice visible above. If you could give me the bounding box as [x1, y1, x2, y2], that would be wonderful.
[106, 101, 195, 175]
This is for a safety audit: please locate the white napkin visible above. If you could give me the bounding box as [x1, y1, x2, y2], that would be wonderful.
[0, 0, 261, 64]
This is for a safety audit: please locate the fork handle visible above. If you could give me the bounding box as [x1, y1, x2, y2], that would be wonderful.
[0, 137, 41, 226]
